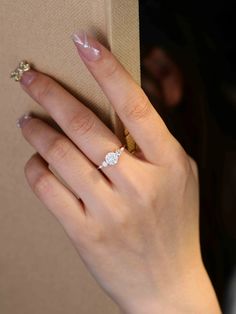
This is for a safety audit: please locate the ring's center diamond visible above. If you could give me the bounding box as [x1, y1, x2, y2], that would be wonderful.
[105, 152, 119, 165]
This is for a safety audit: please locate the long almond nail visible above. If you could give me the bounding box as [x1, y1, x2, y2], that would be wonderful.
[72, 30, 101, 61]
[16, 113, 32, 128]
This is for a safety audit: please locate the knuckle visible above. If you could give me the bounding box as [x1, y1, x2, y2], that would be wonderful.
[119, 166, 158, 207]
[46, 137, 71, 163]
[82, 221, 106, 245]
[137, 184, 157, 208]
[68, 112, 95, 138]
[173, 147, 191, 179]
[123, 93, 151, 121]
[172, 155, 193, 195]
[189, 156, 199, 179]
[37, 78, 54, 103]
[126, 180, 156, 209]
[112, 209, 131, 229]
[90, 227, 105, 243]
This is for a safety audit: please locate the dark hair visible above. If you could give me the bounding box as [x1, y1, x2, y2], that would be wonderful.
[139, 1, 236, 309]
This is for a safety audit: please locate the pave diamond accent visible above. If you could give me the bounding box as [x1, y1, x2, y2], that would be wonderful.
[102, 161, 108, 167]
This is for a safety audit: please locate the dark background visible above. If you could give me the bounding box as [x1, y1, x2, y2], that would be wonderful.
[139, 1, 236, 310]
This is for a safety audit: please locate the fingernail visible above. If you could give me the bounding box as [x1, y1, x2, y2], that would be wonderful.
[71, 30, 101, 61]
[20, 70, 37, 86]
[16, 113, 32, 128]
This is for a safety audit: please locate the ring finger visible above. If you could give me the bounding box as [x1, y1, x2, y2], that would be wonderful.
[19, 69, 137, 188]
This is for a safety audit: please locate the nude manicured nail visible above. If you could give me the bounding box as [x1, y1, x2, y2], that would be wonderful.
[20, 70, 37, 86]
[16, 113, 32, 128]
[72, 30, 101, 61]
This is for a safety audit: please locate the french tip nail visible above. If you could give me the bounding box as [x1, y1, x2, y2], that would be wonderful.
[16, 113, 32, 128]
[71, 30, 88, 49]
[71, 29, 85, 41]
[71, 30, 101, 61]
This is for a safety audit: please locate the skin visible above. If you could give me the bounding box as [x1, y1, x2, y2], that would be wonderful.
[16, 33, 221, 313]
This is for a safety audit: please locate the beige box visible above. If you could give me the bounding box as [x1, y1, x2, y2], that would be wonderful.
[0, 1, 140, 313]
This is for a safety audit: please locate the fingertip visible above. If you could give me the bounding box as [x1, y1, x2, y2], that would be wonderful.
[16, 112, 33, 128]
[71, 30, 102, 62]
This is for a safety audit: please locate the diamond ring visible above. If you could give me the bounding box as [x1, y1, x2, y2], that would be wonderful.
[97, 146, 125, 170]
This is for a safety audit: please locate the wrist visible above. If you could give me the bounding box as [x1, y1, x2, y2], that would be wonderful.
[119, 299, 161, 314]
[119, 260, 221, 314]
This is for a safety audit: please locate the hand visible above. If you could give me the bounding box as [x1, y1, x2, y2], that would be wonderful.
[15, 30, 221, 314]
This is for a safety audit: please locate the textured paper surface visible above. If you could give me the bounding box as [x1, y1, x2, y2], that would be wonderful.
[0, 1, 140, 313]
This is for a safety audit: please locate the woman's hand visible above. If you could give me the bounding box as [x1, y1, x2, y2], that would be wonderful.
[15, 31, 221, 313]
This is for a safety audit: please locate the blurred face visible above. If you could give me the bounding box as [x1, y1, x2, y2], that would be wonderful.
[142, 47, 184, 108]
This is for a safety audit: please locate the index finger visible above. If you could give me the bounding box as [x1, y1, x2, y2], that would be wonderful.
[72, 30, 178, 165]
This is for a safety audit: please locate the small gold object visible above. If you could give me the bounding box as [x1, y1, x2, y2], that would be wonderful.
[10, 60, 31, 81]
[124, 127, 137, 154]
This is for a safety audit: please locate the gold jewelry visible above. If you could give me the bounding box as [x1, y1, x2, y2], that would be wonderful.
[10, 60, 31, 81]
[97, 145, 125, 170]
[123, 128, 138, 154]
